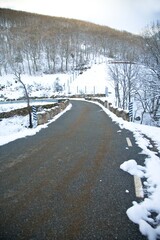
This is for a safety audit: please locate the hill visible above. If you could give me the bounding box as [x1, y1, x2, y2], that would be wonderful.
[0, 8, 142, 75]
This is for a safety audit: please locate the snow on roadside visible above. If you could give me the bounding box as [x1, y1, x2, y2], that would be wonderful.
[0, 103, 72, 146]
[0, 100, 58, 113]
[91, 100, 160, 240]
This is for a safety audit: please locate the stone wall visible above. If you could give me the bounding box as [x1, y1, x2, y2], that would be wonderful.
[37, 100, 69, 125]
[85, 98, 129, 121]
[0, 107, 31, 118]
[0, 100, 70, 125]
[0, 103, 59, 119]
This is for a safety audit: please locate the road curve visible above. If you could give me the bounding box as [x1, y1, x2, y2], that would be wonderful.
[0, 100, 146, 239]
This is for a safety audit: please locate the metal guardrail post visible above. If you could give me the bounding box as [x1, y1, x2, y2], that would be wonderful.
[32, 106, 37, 127]
[128, 102, 133, 122]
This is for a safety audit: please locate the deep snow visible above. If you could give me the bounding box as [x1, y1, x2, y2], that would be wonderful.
[0, 63, 160, 239]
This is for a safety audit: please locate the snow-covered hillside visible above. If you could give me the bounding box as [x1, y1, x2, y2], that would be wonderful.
[0, 73, 70, 100]
[0, 63, 114, 100]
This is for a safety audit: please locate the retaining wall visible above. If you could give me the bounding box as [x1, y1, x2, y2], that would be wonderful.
[85, 98, 129, 121]
[0, 99, 70, 126]
[37, 100, 69, 125]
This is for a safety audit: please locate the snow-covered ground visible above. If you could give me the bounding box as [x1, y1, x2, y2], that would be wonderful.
[0, 104, 72, 146]
[0, 73, 70, 100]
[0, 100, 58, 113]
[0, 63, 160, 239]
[0, 63, 115, 102]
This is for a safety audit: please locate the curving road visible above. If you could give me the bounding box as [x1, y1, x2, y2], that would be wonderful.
[0, 100, 146, 239]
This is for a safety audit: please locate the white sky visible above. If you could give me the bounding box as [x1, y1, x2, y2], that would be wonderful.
[0, 0, 160, 34]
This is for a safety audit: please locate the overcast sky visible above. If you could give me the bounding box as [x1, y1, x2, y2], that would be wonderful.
[0, 0, 160, 34]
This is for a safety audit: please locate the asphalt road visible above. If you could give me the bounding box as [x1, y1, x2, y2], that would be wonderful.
[0, 100, 146, 240]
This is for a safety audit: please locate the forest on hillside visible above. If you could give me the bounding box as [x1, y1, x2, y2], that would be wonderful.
[0, 8, 159, 125]
[0, 8, 142, 75]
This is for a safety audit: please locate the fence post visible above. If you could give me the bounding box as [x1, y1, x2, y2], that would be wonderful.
[32, 106, 37, 127]
[128, 102, 133, 122]
[105, 87, 108, 97]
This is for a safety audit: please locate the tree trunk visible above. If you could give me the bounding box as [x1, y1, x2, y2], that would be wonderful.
[15, 72, 33, 128]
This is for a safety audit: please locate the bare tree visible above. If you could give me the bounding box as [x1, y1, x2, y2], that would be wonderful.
[108, 63, 121, 108]
[12, 54, 33, 128]
[14, 71, 33, 128]
[142, 21, 160, 119]
[108, 61, 139, 109]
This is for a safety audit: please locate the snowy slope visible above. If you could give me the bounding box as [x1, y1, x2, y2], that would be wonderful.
[0, 73, 70, 100]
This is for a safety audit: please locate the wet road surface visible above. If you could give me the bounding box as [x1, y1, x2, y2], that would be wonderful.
[0, 100, 146, 239]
